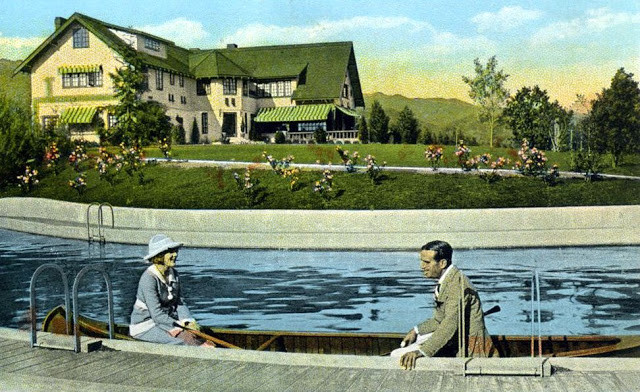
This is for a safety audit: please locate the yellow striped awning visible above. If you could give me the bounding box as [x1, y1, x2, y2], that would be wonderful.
[255, 104, 333, 123]
[60, 107, 97, 124]
[58, 64, 102, 74]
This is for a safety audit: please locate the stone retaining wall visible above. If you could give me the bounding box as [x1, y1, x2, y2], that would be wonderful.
[0, 197, 638, 250]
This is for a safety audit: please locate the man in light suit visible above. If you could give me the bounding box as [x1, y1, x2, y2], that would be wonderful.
[393, 240, 497, 370]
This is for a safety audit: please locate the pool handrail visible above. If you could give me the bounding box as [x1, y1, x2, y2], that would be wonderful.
[29, 263, 71, 348]
[86, 202, 114, 243]
[72, 264, 115, 353]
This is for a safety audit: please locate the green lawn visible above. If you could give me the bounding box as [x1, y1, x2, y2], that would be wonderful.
[2, 162, 639, 210]
[140, 144, 640, 177]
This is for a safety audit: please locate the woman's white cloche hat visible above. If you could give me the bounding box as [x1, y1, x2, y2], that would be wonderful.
[143, 234, 183, 262]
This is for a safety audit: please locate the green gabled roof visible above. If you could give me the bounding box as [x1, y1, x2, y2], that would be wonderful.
[15, 13, 365, 107]
[14, 12, 189, 76]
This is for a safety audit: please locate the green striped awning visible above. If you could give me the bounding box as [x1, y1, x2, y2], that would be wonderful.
[336, 105, 360, 117]
[58, 64, 101, 74]
[255, 104, 333, 123]
[60, 107, 97, 124]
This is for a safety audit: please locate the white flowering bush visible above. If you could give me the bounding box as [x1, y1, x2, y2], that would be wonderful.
[17, 166, 39, 193]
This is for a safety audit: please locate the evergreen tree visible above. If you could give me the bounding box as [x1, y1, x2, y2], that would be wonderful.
[394, 106, 420, 143]
[587, 68, 640, 167]
[190, 118, 200, 144]
[357, 116, 369, 144]
[368, 100, 389, 143]
[109, 47, 147, 146]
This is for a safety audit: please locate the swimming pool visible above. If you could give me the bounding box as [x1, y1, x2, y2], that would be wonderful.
[1, 228, 638, 335]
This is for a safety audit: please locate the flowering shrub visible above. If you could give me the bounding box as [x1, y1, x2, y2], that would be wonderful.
[336, 146, 360, 173]
[68, 173, 87, 195]
[313, 169, 334, 200]
[363, 154, 386, 185]
[454, 140, 478, 171]
[263, 151, 300, 190]
[44, 141, 61, 174]
[120, 143, 146, 184]
[543, 164, 561, 186]
[424, 145, 444, 170]
[514, 139, 548, 177]
[282, 167, 300, 191]
[478, 154, 510, 183]
[158, 138, 171, 159]
[68, 139, 89, 172]
[263, 151, 294, 175]
[16, 166, 39, 193]
[233, 169, 260, 207]
[96, 146, 124, 186]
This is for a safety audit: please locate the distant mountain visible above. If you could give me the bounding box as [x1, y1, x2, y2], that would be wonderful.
[0, 59, 30, 108]
[363, 92, 512, 146]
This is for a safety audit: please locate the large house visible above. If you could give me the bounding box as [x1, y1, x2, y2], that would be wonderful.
[15, 13, 364, 144]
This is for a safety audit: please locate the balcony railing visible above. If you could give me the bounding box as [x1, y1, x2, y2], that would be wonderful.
[287, 130, 359, 143]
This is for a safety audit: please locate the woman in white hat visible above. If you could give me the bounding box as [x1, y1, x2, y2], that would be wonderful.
[129, 234, 212, 346]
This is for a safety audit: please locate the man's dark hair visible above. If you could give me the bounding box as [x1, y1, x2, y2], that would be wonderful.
[421, 240, 453, 266]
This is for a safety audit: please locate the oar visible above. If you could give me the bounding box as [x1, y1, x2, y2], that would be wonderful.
[483, 305, 501, 317]
[175, 323, 241, 349]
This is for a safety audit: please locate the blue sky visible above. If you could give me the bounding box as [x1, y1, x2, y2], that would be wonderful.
[1, 0, 638, 106]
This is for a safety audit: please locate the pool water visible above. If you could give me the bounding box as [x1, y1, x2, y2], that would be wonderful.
[1, 228, 638, 335]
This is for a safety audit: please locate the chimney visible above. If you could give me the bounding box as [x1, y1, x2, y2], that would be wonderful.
[227, 44, 238, 49]
[55, 17, 67, 30]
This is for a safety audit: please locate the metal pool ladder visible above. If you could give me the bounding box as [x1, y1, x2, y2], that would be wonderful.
[29, 263, 115, 353]
[86, 202, 114, 243]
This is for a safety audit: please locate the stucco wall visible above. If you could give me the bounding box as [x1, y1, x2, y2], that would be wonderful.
[0, 198, 638, 250]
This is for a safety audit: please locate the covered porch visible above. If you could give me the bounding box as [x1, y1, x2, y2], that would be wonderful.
[254, 103, 360, 143]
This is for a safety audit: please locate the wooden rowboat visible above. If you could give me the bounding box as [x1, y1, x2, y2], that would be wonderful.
[42, 305, 640, 357]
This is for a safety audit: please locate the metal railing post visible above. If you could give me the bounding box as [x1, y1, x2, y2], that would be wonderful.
[29, 263, 70, 348]
[72, 265, 115, 353]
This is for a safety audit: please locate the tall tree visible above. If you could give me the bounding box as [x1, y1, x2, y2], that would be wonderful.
[502, 85, 557, 149]
[368, 100, 389, 143]
[462, 56, 510, 148]
[587, 68, 640, 167]
[394, 105, 420, 143]
[109, 47, 147, 146]
[357, 115, 369, 144]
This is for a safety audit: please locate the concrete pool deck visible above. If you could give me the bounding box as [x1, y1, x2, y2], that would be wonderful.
[0, 197, 638, 250]
[2, 328, 640, 391]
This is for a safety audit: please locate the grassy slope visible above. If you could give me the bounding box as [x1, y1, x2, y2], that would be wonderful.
[2, 163, 639, 210]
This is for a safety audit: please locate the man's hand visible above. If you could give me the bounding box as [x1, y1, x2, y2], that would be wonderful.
[401, 328, 417, 347]
[400, 350, 423, 370]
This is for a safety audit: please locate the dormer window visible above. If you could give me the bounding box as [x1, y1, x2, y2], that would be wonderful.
[144, 37, 160, 52]
[73, 27, 89, 48]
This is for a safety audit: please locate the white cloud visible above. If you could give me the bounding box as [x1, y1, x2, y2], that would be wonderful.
[220, 16, 435, 46]
[0, 32, 42, 60]
[471, 6, 542, 33]
[532, 7, 640, 44]
[136, 18, 210, 47]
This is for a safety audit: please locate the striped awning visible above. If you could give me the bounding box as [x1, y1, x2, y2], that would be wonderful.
[60, 107, 97, 124]
[58, 64, 101, 74]
[336, 105, 360, 117]
[255, 104, 333, 123]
